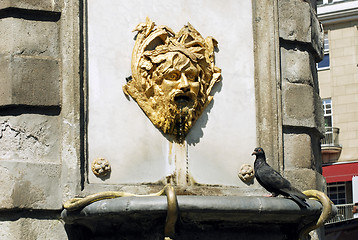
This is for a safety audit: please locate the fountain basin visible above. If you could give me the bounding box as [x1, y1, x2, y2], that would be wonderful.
[62, 196, 327, 240]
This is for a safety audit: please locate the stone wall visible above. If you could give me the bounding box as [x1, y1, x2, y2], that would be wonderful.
[0, 1, 75, 239]
[278, 1, 325, 238]
[278, 0, 325, 191]
[0, 0, 326, 239]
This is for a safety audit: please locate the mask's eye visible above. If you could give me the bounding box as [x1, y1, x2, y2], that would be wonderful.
[165, 71, 180, 81]
[186, 73, 196, 81]
[185, 70, 198, 82]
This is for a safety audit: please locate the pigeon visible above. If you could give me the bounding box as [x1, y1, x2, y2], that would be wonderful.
[252, 147, 309, 208]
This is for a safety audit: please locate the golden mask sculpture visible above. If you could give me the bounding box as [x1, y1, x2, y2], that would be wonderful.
[123, 17, 221, 142]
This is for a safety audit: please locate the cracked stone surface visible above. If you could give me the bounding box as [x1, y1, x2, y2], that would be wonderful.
[0, 115, 59, 163]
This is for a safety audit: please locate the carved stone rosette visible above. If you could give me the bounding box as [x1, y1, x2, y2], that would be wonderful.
[238, 164, 255, 183]
[91, 158, 111, 177]
[123, 17, 221, 142]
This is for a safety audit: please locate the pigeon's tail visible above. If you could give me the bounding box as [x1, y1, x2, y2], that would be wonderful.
[290, 194, 309, 208]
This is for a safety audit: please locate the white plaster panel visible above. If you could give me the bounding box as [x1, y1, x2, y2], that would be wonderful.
[88, 0, 256, 186]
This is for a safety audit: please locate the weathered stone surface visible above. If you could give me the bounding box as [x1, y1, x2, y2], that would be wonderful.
[281, 47, 314, 86]
[279, 0, 311, 43]
[311, 12, 324, 61]
[0, 18, 59, 57]
[284, 133, 313, 170]
[0, 115, 60, 162]
[0, 218, 66, 240]
[0, 56, 12, 104]
[0, 55, 60, 107]
[282, 81, 323, 132]
[0, 161, 62, 209]
[314, 92, 325, 135]
[0, 0, 61, 12]
[282, 81, 314, 126]
[284, 169, 326, 192]
[278, 0, 324, 61]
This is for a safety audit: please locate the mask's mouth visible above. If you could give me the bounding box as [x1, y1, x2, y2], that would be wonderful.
[174, 95, 191, 104]
[172, 91, 196, 109]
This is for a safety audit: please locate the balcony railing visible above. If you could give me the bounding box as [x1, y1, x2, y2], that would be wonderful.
[326, 203, 354, 224]
[321, 127, 341, 147]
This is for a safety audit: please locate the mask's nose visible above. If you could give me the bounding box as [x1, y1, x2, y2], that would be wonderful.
[178, 75, 190, 92]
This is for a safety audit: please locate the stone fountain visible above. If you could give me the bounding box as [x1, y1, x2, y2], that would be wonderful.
[62, 14, 335, 240]
[0, 1, 337, 239]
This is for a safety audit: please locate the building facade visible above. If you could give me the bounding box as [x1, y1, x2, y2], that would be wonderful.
[317, 0, 358, 207]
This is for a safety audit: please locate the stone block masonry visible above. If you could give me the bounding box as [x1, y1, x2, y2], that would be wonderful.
[0, 56, 60, 106]
[0, 3, 64, 240]
[0, 5, 61, 108]
[278, 7, 326, 239]
[278, 0, 326, 202]
[278, 0, 324, 61]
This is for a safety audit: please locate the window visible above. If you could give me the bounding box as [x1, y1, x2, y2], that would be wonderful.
[318, 32, 330, 70]
[321, 98, 341, 147]
[322, 98, 332, 128]
[327, 182, 346, 205]
[318, 54, 330, 69]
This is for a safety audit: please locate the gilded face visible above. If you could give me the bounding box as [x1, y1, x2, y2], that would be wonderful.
[154, 52, 201, 109]
[124, 18, 221, 141]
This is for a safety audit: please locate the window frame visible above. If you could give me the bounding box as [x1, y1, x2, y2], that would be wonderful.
[317, 32, 330, 70]
[327, 181, 347, 205]
[322, 98, 333, 128]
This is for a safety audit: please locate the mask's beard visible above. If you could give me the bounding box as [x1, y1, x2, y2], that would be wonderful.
[154, 100, 200, 142]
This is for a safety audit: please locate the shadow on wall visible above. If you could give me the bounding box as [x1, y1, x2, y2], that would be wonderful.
[186, 79, 223, 146]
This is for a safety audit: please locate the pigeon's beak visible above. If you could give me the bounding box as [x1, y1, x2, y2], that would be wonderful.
[252, 151, 257, 156]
